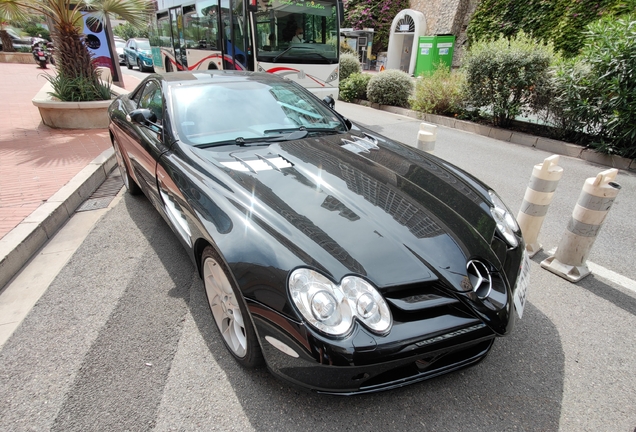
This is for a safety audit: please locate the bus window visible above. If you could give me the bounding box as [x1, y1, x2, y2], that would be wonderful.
[195, 0, 221, 50]
[254, 0, 338, 64]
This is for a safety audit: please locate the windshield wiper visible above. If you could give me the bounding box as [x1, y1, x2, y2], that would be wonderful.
[194, 129, 309, 149]
[263, 127, 344, 136]
[272, 46, 296, 62]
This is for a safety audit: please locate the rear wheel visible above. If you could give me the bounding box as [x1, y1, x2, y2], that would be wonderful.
[201, 247, 263, 368]
[112, 138, 141, 195]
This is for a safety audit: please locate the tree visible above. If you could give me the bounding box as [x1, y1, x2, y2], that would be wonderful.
[0, 0, 152, 100]
[0, 0, 30, 52]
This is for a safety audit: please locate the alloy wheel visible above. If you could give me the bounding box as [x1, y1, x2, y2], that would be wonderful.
[203, 257, 247, 357]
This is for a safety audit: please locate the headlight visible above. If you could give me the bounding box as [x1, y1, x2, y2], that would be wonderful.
[488, 190, 519, 247]
[288, 269, 392, 337]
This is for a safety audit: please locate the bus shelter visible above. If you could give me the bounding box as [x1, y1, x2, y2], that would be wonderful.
[340, 28, 374, 70]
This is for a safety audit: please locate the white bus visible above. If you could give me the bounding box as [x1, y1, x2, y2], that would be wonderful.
[150, 0, 342, 99]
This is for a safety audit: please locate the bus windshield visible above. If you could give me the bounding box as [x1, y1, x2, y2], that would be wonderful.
[255, 0, 338, 64]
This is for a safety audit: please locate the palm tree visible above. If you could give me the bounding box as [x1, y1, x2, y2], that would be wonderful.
[0, 1, 30, 52]
[0, 0, 152, 100]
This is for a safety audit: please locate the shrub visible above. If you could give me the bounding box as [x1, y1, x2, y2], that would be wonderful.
[411, 67, 466, 115]
[339, 53, 361, 82]
[340, 42, 355, 55]
[366, 70, 413, 107]
[545, 14, 636, 157]
[22, 23, 51, 41]
[113, 22, 149, 40]
[43, 73, 111, 102]
[463, 31, 557, 127]
[339, 72, 372, 102]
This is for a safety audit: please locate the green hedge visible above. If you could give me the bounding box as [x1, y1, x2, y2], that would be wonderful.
[543, 15, 636, 158]
[411, 67, 466, 115]
[367, 70, 413, 107]
[463, 31, 556, 127]
[339, 73, 372, 102]
[339, 53, 361, 82]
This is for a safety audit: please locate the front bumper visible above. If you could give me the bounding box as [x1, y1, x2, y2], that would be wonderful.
[249, 301, 496, 394]
[139, 55, 153, 67]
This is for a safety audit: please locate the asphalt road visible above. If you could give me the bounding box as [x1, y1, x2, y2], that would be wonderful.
[0, 102, 635, 432]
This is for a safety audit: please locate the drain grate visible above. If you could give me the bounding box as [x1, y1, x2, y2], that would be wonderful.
[76, 167, 124, 212]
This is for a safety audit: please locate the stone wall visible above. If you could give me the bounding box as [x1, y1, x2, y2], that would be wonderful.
[409, 0, 480, 67]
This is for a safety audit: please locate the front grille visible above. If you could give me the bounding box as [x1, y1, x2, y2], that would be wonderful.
[384, 280, 473, 323]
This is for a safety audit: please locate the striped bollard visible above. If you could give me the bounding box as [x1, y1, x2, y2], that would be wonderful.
[416, 122, 437, 153]
[541, 168, 622, 283]
[516, 155, 563, 257]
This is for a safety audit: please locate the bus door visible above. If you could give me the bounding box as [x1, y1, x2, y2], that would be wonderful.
[169, 7, 188, 70]
[220, 0, 251, 70]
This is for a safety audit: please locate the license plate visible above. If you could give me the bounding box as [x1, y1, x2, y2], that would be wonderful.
[39, 56, 46, 60]
[513, 251, 530, 319]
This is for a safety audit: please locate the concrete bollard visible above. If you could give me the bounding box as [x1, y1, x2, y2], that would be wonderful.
[416, 122, 437, 153]
[516, 155, 563, 257]
[541, 168, 622, 283]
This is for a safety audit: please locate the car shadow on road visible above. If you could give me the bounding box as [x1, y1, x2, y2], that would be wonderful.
[187, 268, 565, 431]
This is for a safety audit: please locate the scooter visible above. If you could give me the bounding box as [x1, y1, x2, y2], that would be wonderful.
[32, 41, 52, 69]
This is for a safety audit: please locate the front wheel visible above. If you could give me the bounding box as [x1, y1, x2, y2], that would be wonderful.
[137, 59, 144, 72]
[38, 60, 47, 69]
[112, 138, 141, 195]
[201, 247, 263, 368]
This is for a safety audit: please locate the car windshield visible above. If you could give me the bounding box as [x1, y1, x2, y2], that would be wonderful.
[171, 78, 345, 146]
[138, 40, 151, 50]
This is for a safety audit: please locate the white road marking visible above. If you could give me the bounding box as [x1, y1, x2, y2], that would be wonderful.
[546, 248, 636, 294]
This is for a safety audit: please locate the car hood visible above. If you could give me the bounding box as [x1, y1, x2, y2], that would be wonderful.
[187, 131, 500, 290]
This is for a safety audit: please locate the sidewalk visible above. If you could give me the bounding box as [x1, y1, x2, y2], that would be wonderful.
[0, 62, 140, 289]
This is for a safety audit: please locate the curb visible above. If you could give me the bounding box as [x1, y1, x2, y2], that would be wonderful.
[355, 100, 636, 172]
[0, 147, 116, 290]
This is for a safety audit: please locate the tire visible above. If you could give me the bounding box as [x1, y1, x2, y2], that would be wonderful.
[126, 56, 132, 70]
[201, 247, 264, 368]
[165, 58, 173, 72]
[138, 58, 144, 72]
[38, 60, 46, 69]
[112, 138, 141, 195]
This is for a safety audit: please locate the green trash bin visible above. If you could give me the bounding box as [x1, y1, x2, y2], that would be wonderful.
[414, 35, 455, 77]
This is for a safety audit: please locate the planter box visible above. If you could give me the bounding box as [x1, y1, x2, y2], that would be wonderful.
[31, 80, 128, 129]
[0, 52, 35, 64]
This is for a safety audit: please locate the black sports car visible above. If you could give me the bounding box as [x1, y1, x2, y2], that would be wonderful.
[108, 70, 530, 395]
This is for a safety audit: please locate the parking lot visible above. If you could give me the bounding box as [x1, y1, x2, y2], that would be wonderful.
[0, 102, 634, 432]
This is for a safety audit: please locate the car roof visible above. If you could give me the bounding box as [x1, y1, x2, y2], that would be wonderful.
[159, 70, 290, 86]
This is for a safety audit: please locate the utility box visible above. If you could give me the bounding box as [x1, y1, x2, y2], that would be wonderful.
[414, 35, 455, 77]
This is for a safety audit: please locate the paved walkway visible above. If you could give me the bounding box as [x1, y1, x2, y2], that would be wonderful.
[0, 62, 138, 240]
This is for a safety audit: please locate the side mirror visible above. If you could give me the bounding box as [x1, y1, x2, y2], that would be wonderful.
[127, 108, 158, 126]
[322, 95, 335, 109]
